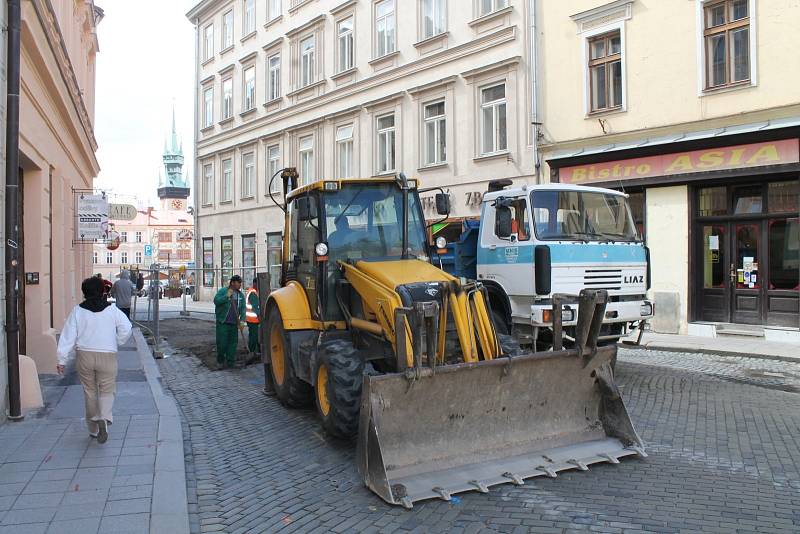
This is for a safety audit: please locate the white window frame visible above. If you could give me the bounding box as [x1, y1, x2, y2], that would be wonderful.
[479, 82, 507, 156]
[268, 0, 281, 21]
[203, 163, 214, 205]
[300, 35, 316, 88]
[478, 0, 507, 17]
[222, 77, 233, 119]
[423, 100, 446, 166]
[695, 0, 758, 95]
[422, 0, 446, 39]
[121, 251, 128, 265]
[336, 124, 355, 178]
[93, 251, 98, 264]
[243, 65, 256, 111]
[244, 0, 256, 35]
[267, 144, 282, 193]
[120, 231, 128, 243]
[135, 231, 142, 243]
[222, 158, 233, 202]
[222, 10, 234, 49]
[337, 17, 354, 72]
[268, 54, 281, 101]
[375, 0, 396, 58]
[203, 23, 214, 61]
[106, 251, 113, 264]
[580, 22, 627, 116]
[203, 86, 214, 128]
[135, 251, 143, 264]
[242, 151, 255, 198]
[376, 113, 396, 174]
[298, 136, 314, 185]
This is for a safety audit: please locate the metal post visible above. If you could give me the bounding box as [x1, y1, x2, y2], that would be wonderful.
[180, 285, 189, 316]
[5, 0, 23, 421]
[152, 266, 162, 358]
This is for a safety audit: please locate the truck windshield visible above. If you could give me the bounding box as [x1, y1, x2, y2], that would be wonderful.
[530, 190, 640, 242]
[323, 183, 427, 260]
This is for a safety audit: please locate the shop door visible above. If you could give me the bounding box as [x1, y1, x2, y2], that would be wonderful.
[698, 224, 729, 322]
[729, 222, 763, 324]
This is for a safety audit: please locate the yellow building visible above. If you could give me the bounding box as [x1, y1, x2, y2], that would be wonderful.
[537, 0, 799, 339]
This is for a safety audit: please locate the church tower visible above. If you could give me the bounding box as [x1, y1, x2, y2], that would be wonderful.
[158, 108, 191, 211]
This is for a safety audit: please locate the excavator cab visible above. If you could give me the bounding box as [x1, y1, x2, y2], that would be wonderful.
[261, 172, 645, 508]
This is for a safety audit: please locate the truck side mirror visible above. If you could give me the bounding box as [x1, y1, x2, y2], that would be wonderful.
[496, 206, 512, 238]
[296, 196, 317, 221]
[435, 193, 450, 216]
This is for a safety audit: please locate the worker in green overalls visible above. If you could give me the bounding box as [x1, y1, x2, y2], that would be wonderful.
[244, 278, 261, 355]
[213, 275, 246, 369]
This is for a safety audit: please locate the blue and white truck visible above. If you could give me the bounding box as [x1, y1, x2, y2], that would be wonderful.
[437, 180, 654, 348]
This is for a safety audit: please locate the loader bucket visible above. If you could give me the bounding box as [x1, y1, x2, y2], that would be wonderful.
[356, 345, 645, 508]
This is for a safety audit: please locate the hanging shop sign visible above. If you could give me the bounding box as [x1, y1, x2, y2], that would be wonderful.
[559, 139, 800, 185]
[109, 203, 138, 221]
[75, 191, 109, 242]
[177, 229, 194, 241]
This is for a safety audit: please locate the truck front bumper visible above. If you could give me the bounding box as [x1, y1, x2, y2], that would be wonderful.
[530, 299, 654, 328]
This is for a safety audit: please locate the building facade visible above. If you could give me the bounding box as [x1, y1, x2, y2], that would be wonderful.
[537, 0, 799, 338]
[187, 0, 798, 337]
[187, 0, 538, 300]
[94, 115, 194, 281]
[4, 0, 103, 386]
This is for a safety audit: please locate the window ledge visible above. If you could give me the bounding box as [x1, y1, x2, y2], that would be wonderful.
[414, 31, 449, 49]
[219, 44, 235, 57]
[220, 200, 233, 205]
[369, 50, 399, 66]
[240, 31, 257, 44]
[701, 80, 754, 97]
[265, 15, 283, 30]
[418, 162, 449, 172]
[586, 106, 626, 119]
[286, 78, 326, 97]
[288, 0, 315, 14]
[263, 96, 283, 106]
[240, 107, 257, 118]
[201, 203, 214, 208]
[201, 57, 215, 67]
[240, 195, 255, 201]
[468, 6, 513, 28]
[219, 116, 235, 126]
[331, 66, 357, 81]
[375, 170, 396, 176]
[473, 151, 511, 162]
[200, 125, 215, 133]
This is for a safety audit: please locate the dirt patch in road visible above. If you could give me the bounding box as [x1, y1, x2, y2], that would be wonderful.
[144, 318, 258, 370]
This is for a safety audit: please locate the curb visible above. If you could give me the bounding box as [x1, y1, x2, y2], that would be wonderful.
[621, 341, 800, 364]
[133, 328, 191, 534]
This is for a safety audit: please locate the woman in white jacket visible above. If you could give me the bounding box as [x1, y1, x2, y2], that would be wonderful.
[56, 276, 132, 444]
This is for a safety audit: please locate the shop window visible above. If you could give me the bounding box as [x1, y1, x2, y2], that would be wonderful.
[203, 238, 215, 287]
[769, 218, 799, 290]
[221, 236, 234, 282]
[697, 186, 727, 216]
[267, 233, 282, 290]
[242, 234, 256, 285]
[768, 180, 799, 214]
[702, 225, 726, 288]
[733, 185, 762, 214]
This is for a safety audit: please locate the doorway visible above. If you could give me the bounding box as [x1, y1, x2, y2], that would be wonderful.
[694, 180, 799, 327]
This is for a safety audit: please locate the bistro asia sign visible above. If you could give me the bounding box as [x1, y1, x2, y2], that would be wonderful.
[559, 139, 800, 184]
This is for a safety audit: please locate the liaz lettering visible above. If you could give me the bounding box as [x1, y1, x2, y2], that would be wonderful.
[624, 275, 644, 284]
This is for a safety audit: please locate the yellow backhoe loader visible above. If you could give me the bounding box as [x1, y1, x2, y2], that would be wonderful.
[260, 170, 645, 508]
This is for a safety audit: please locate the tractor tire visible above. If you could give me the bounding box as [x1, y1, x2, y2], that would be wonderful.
[265, 306, 312, 407]
[315, 339, 363, 439]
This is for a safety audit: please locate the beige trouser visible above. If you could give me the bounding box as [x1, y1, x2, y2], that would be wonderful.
[76, 350, 118, 433]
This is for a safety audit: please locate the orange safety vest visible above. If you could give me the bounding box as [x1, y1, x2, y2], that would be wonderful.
[245, 288, 259, 323]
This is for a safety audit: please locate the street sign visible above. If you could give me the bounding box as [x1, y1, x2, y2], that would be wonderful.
[76, 193, 108, 241]
[109, 203, 138, 221]
[144, 244, 153, 257]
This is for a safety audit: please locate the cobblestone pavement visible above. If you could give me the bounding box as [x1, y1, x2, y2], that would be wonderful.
[158, 347, 800, 533]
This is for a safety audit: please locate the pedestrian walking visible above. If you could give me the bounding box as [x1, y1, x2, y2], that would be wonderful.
[213, 275, 246, 369]
[96, 273, 112, 300]
[111, 270, 135, 319]
[136, 272, 145, 295]
[56, 276, 132, 444]
[245, 278, 261, 355]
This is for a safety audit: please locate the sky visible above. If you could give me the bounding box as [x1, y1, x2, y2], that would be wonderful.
[94, 1, 198, 208]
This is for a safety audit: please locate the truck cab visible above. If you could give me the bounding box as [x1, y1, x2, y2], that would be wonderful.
[475, 183, 654, 347]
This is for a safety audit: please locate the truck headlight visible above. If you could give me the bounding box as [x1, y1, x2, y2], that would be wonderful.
[315, 242, 329, 257]
[435, 236, 447, 250]
[640, 302, 653, 316]
[543, 307, 575, 323]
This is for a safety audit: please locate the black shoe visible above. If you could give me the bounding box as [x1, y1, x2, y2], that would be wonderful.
[97, 420, 108, 444]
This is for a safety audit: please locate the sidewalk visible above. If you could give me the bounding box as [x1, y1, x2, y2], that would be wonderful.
[0, 329, 189, 534]
[623, 331, 799, 362]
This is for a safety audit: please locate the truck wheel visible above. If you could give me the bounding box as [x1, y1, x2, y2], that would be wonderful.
[265, 306, 312, 407]
[315, 339, 363, 439]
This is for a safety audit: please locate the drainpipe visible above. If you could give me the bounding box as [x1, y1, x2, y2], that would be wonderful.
[5, 0, 23, 421]
[529, 0, 541, 183]
[192, 18, 200, 301]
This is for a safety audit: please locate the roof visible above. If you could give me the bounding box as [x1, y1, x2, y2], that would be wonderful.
[482, 183, 627, 203]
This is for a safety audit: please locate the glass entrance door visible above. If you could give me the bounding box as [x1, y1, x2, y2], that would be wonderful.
[731, 222, 762, 324]
[699, 224, 729, 322]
